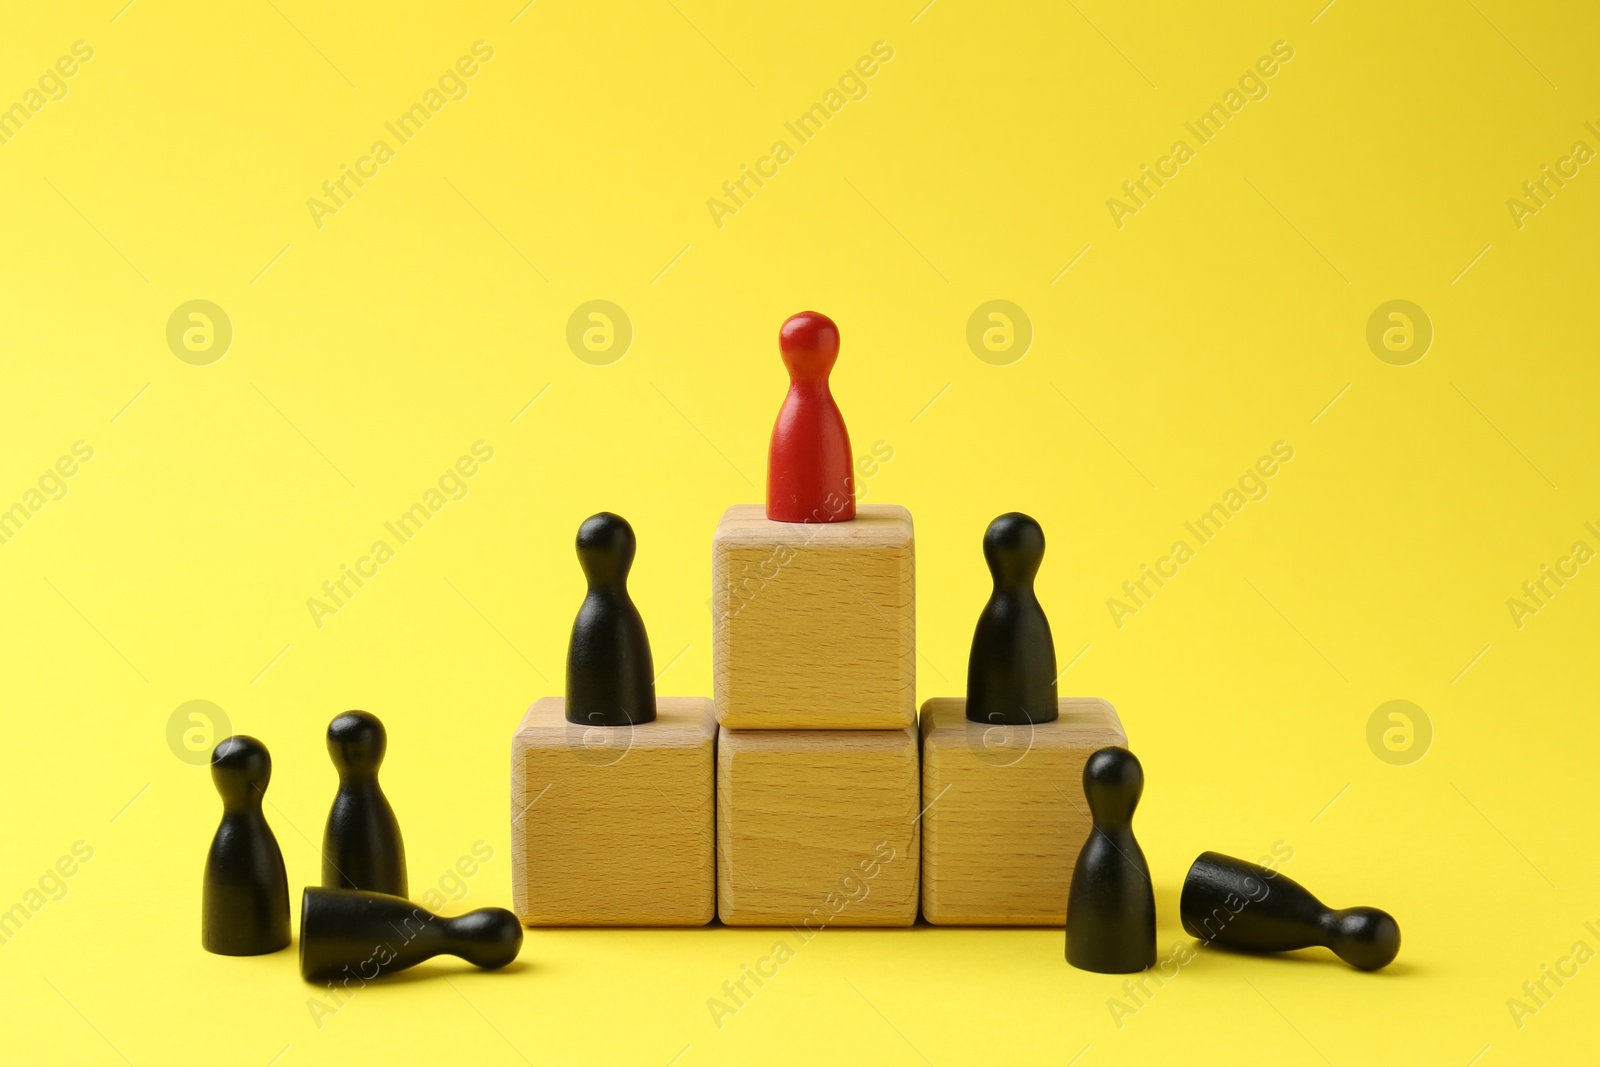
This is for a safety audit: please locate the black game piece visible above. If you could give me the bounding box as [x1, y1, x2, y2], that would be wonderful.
[202, 736, 290, 956]
[967, 512, 1058, 725]
[567, 512, 656, 726]
[299, 887, 523, 982]
[322, 711, 407, 897]
[1065, 747, 1156, 973]
[1180, 851, 1401, 970]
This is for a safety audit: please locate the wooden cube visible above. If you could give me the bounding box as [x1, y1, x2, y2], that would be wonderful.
[511, 697, 715, 926]
[712, 504, 914, 729]
[717, 725, 919, 926]
[920, 697, 1127, 926]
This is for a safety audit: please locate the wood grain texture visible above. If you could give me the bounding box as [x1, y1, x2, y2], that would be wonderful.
[717, 725, 919, 927]
[511, 696, 714, 926]
[920, 697, 1127, 926]
[712, 504, 914, 729]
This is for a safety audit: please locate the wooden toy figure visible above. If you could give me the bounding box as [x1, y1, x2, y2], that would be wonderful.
[767, 311, 854, 524]
[202, 736, 290, 956]
[1180, 852, 1400, 970]
[1065, 747, 1156, 973]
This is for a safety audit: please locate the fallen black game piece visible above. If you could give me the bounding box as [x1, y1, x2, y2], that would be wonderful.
[567, 512, 656, 726]
[322, 711, 407, 897]
[1180, 851, 1401, 970]
[1065, 746, 1156, 973]
[966, 512, 1058, 725]
[299, 887, 523, 982]
[202, 735, 290, 956]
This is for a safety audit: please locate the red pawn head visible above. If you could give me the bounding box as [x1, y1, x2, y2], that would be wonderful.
[767, 311, 855, 524]
[779, 312, 840, 383]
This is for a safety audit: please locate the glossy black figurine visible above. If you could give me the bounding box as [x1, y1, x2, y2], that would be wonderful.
[1180, 852, 1401, 970]
[299, 887, 523, 982]
[1065, 747, 1156, 973]
[967, 512, 1058, 725]
[567, 512, 656, 726]
[321, 711, 407, 897]
[202, 736, 290, 956]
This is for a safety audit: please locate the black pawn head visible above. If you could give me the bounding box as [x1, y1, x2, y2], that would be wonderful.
[212, 735, 270, 808]
[983, 512, 1045, 590]
[448, 907, 525, 970]
[327, 711, 386, 777]
[576, 512, 636, 590]
[1332, 907, 1402, 971]
[1083, 746, 1143, 825]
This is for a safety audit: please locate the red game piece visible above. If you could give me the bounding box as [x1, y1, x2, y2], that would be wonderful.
[766, 311, 855, 524]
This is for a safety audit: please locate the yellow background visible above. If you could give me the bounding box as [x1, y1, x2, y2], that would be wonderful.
[2, 1, 1596, 1063]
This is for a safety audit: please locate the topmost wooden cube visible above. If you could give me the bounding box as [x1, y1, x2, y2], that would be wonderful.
[713, 504, 914, 729]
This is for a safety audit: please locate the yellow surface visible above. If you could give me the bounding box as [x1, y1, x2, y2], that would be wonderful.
[1, 1, 1595, 1064]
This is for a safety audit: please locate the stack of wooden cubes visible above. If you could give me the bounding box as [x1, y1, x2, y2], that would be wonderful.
[509, 502, 1128, 929]
[711, 503, 919, 926]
